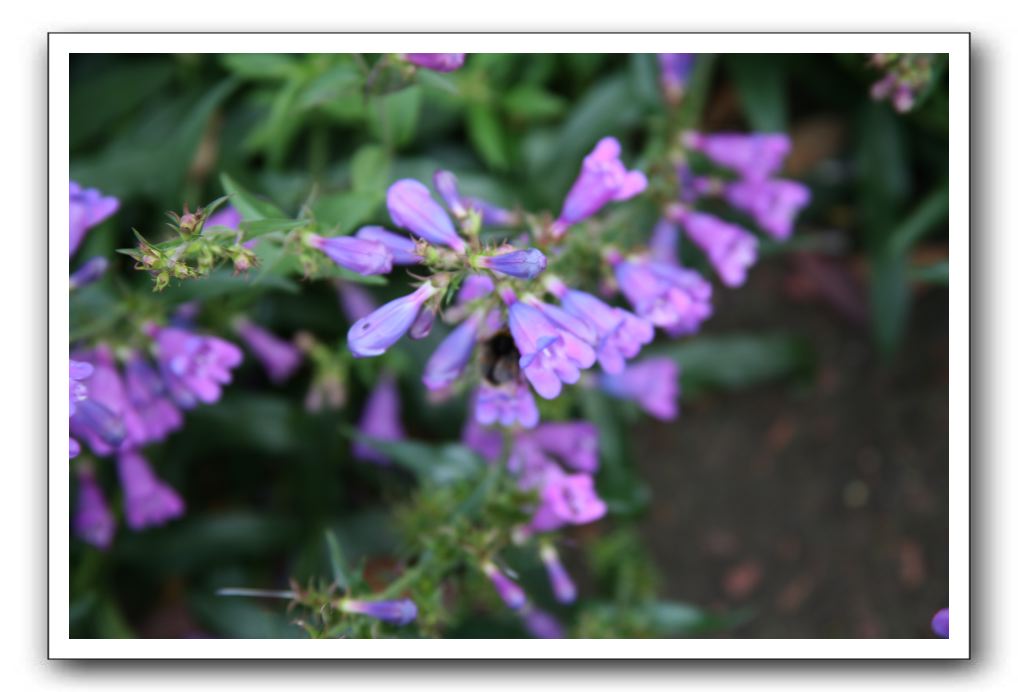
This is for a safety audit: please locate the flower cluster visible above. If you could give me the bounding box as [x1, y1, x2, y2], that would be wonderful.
[869, 53, 934, 114]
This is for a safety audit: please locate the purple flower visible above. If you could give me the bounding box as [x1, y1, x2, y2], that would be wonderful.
[69, 348, 140, 456]
[475, 381, 540, 429]
[456, 275, 494, 304]
[462, 412, 504, 462]
[308, 233, 393, 276]
[69, 437, 81, 458]
[522, 608, 565, 639]
[614, 259, 713, 337]
[433, 170, 467, 217]
[116, 450, 185, 530]
[507, 301, 592, 400]
[434, 170, 519, 226]
[354, 226, 422, 265]
[340, 598, 418, 626]
[600, 357, 680, 421]
[548, 280, 653, 375]
[402, 53, 466, 72]
[336, 282, 377, 322]
[466, 197, 519, 227]
[680, 211, 758, 288]
[347, 282, 437, 358]
[529, 422, 599, 473]
[149, 326, 244, 408]
[423, 313, 482, 391]
[353, 374, 405, 464]
[386, 179, 465, 253]
[123, 351, 184, 444]
[529, 473, 607, 533]
[657, 53, 696, 102]
[649, 218, 680, 265]
[233, 318, 302, 384]
[540, 545, 577, 604]
[931, 608, 949, 638]
[478, 249, 547, 280]
[69, 181, 119, 256]
[69, 257, 109, 290]
[482, 562, 527, 610]
[206, 205, 243, 229]
[409, 305, 436, 340]
[72, 466, 116, 549]
[69, 359, 94, 418]
[684, 132, 791, 181]
[724, 179, 810, 241]
[554, 137, 647, 235]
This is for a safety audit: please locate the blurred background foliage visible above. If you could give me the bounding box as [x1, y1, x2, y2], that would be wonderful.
[69, 52, 949, 638]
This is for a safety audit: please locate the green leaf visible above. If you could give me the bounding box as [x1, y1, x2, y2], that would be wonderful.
[727, 54, 788, 131]
[70, 59, 175, 149]
[324, 530, 351, 591]
[370, 85, 422, 148]
[675, 53, 719, 132]
[246, 77, 307, 165]
[312, 189, 384, 233]
[467, 105, 511, 169]
[910, 260, 949, 285]
[238, 218, 310, 238]
[415, 69, 461, 96]
[189, 592, 305, 639]
[886, 183, 949, 256]
[220, 173, 286, 221]
[343, 430, 484, 485]
[503, 85, 566, 121]
[658, 333, 814, 398]
[296, 64, 362, 110]
[350, 144, 392, 193]
[870, 253, 910, 357]
[219, 53, 301, 81]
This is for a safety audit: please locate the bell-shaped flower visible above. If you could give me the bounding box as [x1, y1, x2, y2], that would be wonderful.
[474, 380, 540, 429]
[681, 211, 758, 288]
[482, 562, 527, 610]
[307, 233, 393, 276]
[386, 179, 466, 252]
[477, 248, 547, 280]
[73, 466, 116, 549]
[724, 178, 810, 241]
[614, 258, 713, 337]
[554, 137, 647, 235]
[684, 131, 791, 181]
[233, 318, 302, 384]
[116, 450, 185, 530]
[529, 473, 607, 533]
[123, 351, 184, 443]
[150, 326, 244, 408]
[507, 301, 591, 400]
[539, 544, 577, 604]
[600, 357, 681, 421]
[69, 180, 119, 256]
[354, 226, 422, 265]
[423, 313, 482, 391]
[352, 374, 405, 464]
[347, 282, 438, 358]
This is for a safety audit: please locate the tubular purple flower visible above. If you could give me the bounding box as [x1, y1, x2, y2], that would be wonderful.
[340, 598, 418, 626]
[462, 412, 504, 462]
[482, 562, 527, 610]
[116, 450, 185, 530]
[423, 313, 482, 391]
[69, 348, 141, 455]
[402, 53, 466, 72]
[69, 257, 109, 290]
[353, 374, 405, 464]
[308, 233, 393, 276]
[554, 137, 647, 235]
[507, 301, 591, 400]
[550, 282, 653, 375]
[409, 305, 436, 340]
[69, 437, 81, 458]
[478, 248, 548, 280]
[386, 179, 465, 253]
[530, 422, 599, 473]
[205, 205, 243, 229]
[475, 381, 540, 429]
[150, 326, 244, 408]
[465, 197, 519, 227]
[433, 170, 467, 217]
[724, 179, 810, 241]
[457, 275, 494, 304]
[649, 218, 680, 266]
[530, 473, 607, 533]
[540, 545, 577, 604]
[931, 608, 949, 638]
[683, 132, 791, 181]
[657, 53, 696, 103]
[522, 608, 565, 639]
[354, 226, 422, 265]
[73, 466, 116, 549]
[600, 357, 681, 421]
[69, 359, 94, 417]
[123, 351, 184, 444]
[347, 282, 438, 358]
[233, 318, 302, 384]
[337, 282, 377, 322]
[614, 259, 713, 337]
[681, 211, 759, 288]
[69, 180, 119, 256]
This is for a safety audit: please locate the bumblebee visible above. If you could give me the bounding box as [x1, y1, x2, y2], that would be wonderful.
[479, 329, 520, 386]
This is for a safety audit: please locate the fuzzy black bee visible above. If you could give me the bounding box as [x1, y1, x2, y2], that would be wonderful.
[479, 329, 521, 386]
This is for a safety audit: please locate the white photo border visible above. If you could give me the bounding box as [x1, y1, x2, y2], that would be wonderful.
[49, 32, 970, 659]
